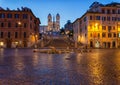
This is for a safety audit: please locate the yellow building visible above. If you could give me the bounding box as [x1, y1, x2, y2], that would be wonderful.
[73, 2, 120, 48]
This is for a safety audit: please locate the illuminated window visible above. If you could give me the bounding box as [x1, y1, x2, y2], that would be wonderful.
[102, 33, 106, 37]
[108, 26, 111, 32]
[108, 33, 112, 38]
[102, 26, 106, 30]
[113, 26, 115, 30]
[98, 33, 100, 38]
[113, 33, 116, 37]
[118, 33, 120, 38]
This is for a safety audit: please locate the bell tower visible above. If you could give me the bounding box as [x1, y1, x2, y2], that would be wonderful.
[47, 13, 60, 32]
[48, 13, 52, 31]
[56, 13, 60, 32]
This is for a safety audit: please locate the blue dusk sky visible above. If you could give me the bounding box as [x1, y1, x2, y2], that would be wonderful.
[0, 0, 120, 27]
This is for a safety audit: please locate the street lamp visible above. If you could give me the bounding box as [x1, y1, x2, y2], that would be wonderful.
[18, 21, 22, 47]
[18, 21, 21, 25]
[0, 42, 4, 48]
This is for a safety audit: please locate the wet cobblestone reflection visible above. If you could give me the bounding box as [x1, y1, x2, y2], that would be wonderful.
[0, 48, 120, 85]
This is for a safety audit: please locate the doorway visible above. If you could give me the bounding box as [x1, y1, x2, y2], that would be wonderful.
[108, 42, 111, 48]
[6, 39, 12, 48]
[90, 41, 93, 48]
[112, 41, 116, 48]
[103, 42, 106, 48]
[95, 41, 100, 48]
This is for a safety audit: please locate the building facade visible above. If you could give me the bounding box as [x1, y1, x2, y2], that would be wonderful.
[39, 25, 48, 34]
[0, 7, 40, 48]
[64, 20, 73, 34]
[47, 13, 60, 32]
[73, 2, 120, 48]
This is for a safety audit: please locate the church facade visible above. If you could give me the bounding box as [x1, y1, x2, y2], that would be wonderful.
[47, 13, 60, 32]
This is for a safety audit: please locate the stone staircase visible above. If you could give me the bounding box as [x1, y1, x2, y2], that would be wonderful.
[44, 37, 75, 48]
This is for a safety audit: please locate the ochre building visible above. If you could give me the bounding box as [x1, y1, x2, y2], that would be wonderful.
[0, 7, 40, 48]
[73, 2, 120, 48]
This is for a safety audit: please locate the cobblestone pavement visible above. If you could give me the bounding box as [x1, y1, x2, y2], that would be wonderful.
[0, 48, 120, 85]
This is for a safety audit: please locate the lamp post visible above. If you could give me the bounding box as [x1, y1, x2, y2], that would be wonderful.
[18, 21, 22, 47]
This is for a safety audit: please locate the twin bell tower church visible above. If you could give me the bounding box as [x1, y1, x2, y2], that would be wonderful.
[47, 13, 60, 32]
